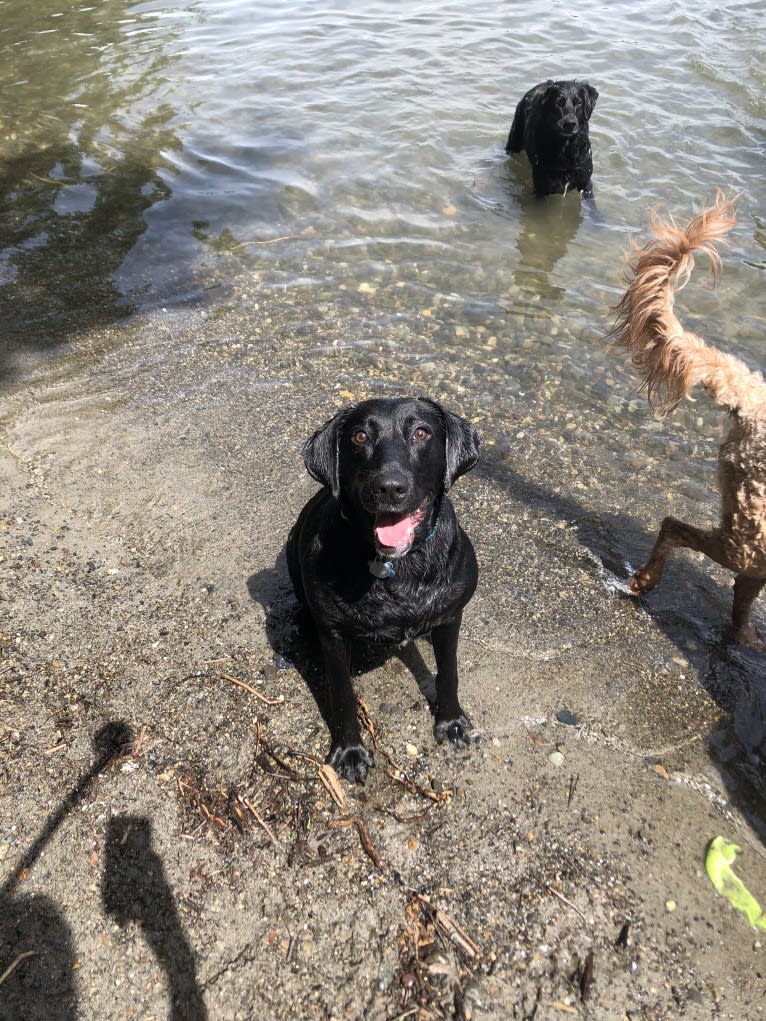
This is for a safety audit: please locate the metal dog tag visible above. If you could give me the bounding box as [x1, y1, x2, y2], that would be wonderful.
[369, 559, 395, 579]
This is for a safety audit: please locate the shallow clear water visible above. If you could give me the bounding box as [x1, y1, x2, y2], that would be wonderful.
[1, 0, 765, 507]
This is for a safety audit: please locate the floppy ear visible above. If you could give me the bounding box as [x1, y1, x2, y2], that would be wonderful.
[302, 407, 349, 499]
[581, 83, 598, 119]
[422, 399, 481, 491]
[505, 95, 527, 153]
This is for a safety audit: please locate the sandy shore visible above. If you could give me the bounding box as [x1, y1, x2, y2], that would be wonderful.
[2, 297, 766, 1020]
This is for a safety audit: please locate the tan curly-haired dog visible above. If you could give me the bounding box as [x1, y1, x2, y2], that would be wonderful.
[612, 192, 766, 647]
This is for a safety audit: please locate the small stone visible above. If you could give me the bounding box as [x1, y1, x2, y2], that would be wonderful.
[555, 709, 579, 726]
[548, 751, 565, 767]
[405, 743, 418, 758]
[665, 899, 676, 912]
[377, 969, 394, 991]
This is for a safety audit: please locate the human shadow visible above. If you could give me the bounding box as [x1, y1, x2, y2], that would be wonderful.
[478, 454, 766, 842]
[0, 896, 75, 1021]
[246, 547, 438, 752]
[0, 720, 208, 1019]
[102, 817, 208, 1021]
[0, 721, 132, 1021]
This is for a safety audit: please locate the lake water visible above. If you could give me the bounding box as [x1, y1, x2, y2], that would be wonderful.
[1, 0, 765, 607]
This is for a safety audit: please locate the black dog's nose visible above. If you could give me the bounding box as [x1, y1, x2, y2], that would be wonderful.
[372, 469, 410, 504]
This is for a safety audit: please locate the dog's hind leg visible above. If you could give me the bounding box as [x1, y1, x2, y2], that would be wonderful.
[731, 574, 766, 647]
[431, 613, 471, 746]
[631, 516, 729, 594]
[320, 632, 374, 784]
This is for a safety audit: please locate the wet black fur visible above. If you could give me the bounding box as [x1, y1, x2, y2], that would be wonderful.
[505, 79, 598, 197]
[286, 397, 480, 784]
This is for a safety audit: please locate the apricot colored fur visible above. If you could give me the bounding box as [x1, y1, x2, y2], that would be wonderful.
[612, 192, 766, 645]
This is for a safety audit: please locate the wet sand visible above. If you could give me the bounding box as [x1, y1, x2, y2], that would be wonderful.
[2, 298, 766, 1020]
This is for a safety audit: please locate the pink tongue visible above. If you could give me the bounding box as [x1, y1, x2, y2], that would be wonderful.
[375, 513, 418, 549]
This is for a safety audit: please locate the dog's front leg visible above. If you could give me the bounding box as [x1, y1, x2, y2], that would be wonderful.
[732, 574, 766, 648]
[431, 614, 471, 746]
[319, 631, 374, 784]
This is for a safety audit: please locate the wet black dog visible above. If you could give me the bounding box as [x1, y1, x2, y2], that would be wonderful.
[505, 79, 598, 197]
[287, 397, 481, 784]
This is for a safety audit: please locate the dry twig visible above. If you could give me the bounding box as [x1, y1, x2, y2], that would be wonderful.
[241, 795, 279, 844]
[416, 895, 480, 958]
[221, 672, 285, 705]
[318, 763, 348, 814]
[0, 949, 37, 987]
[357, 699, 452, 804]
[353, 817, 384, 871]
[545, 884, 589, 926]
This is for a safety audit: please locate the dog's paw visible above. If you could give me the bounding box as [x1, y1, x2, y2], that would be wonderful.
[630, 568, 657, 596]
[434, 714, 472, 746]
[730, 623, 765, 651]
[329, 744, 374, 785]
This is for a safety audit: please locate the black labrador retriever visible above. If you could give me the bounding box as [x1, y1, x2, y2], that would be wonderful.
[505, 79, 599, 197]
[286, 397, 481, 784]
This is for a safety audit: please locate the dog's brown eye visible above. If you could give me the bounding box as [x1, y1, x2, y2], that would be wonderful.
[412, 427, 431, 443]
[351, 429, 369, 446]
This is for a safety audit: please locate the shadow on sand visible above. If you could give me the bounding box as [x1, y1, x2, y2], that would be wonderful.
[0, 721, 208, 1021]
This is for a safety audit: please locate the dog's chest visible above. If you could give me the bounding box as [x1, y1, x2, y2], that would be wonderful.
[330, 569, 459, 643]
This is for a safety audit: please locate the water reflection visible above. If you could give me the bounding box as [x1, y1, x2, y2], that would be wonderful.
[512, 190, 586, 301]
[0, 1, 181, 365]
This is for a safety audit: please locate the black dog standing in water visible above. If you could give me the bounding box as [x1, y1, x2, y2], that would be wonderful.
[287, 397, 481, 784]
[506, 79, 598, 197]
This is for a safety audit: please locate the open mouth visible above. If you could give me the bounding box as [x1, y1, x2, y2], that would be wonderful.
[374, 506, 426, 555]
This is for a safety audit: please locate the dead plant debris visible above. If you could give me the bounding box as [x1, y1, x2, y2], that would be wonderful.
[395, 892, 481, 1020]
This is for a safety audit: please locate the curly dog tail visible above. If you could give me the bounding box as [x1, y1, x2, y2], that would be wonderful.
[612, 192, 765, 419]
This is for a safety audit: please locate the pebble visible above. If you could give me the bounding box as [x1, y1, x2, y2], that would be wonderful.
[548, 751, 565, 767]
[405, 743, 418, 758]
[377, 969, 394, 991]
[555, 709, 579, 726]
